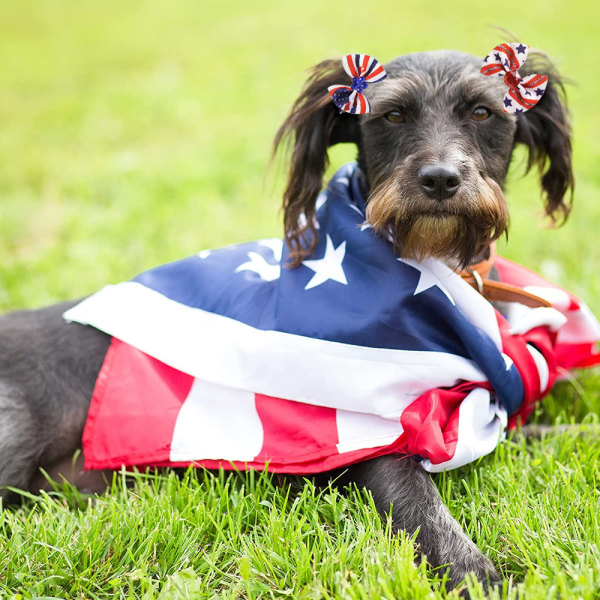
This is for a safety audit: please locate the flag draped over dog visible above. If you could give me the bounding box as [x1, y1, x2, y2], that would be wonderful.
[64, 163, 600, 473]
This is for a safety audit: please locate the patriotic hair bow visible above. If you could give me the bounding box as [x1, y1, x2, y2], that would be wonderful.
[328, 54, 387, 114]
[480, 43, 548, 113]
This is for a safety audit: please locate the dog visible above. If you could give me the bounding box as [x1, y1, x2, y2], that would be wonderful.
[0, 47, 573, 593]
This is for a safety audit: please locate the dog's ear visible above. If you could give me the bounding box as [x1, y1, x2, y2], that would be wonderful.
[514, 51, 574, 224]
[273, 58, 360, 266]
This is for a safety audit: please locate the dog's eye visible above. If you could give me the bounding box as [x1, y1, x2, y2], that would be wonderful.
[386, 110, 405, 124]
[472, 106, 491, 121]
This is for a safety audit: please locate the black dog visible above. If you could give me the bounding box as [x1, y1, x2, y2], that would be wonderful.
[0, 48, 572, 591]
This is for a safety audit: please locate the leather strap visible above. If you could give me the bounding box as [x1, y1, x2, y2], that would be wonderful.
[459, 243, 552, 309]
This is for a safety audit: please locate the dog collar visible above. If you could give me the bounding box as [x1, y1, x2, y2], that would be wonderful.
[460, 244, 552, 308]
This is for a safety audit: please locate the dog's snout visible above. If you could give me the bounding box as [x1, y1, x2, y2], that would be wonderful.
[418, 164, 461, 201]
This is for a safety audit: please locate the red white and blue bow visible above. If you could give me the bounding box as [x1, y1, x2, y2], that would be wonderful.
[480, 43, 548, 113]
[328, 54, 387, 114]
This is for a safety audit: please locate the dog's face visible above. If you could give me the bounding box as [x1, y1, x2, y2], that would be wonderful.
[276, 49, 573, 268]
[362, 51, 513, 266]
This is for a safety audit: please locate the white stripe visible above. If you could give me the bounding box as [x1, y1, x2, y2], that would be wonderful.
[342, 55, 354, 78]
[336, 410, 404, 454]
[508, 306, 567, 335]
[64, 282, 487, 419]
[421, 388, 507, 472]
[526, 343, 549, 394]
[169, 378, 263, 462]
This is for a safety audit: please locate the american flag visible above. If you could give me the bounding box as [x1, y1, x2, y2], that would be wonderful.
[64, 163, 600, 474]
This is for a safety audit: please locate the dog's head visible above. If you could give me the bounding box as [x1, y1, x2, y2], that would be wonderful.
[275, 49, 573, 268]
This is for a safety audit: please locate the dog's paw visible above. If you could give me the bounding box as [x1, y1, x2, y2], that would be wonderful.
[446, 551, 501, 598]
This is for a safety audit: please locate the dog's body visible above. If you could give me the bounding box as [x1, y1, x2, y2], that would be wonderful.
[0, 49, 574, 591]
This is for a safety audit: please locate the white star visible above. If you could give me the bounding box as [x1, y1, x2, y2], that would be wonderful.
[236, 252, 281, 281]
[397, 258, 454, 304]
[235, 239, 283, 282]
[303, 235, 348, 290]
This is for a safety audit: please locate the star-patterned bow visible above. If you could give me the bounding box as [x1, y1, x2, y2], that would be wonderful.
[480, 43, 548, 113]
[328, 54, 387, 114]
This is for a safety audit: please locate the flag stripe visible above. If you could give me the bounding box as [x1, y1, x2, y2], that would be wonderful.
[336, 410, 403, 454]
[255, 395, 338, 464]
[170, 378, 263, 462]
[65, 282, 489, 418]
[82, 337, 193, 469]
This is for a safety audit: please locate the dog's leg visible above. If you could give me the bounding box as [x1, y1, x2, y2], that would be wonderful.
[0, 383, 42, 498]
[339, 455, 500, 591]
[0, 301, 110, 500]
[27, 450, 113, 495]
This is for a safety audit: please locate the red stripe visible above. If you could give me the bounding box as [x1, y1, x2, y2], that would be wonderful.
[522, 74, 547, 88]
[345, 54, 358, 77]
[357, 93, 366, 113]
[498, 43, 519, 71]
[366, 64, 384, 81]
[502, 322, 558, 427]
[83, 338, 194, 469]
[254, 394, 339, 465]
[481, 64, 504, 76]
[556, 343, 600, 369]
[508, 87, 536, 108]
[360, 54, 369, 76]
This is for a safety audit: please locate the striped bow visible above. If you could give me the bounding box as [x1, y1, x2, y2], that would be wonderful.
[328, 54, 387, 114]
[480, 43, 548, 113]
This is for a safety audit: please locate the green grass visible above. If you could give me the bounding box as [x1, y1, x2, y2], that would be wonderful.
[1, 1, 600, 598]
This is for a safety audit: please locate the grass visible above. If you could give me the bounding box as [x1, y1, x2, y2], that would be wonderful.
[1, 0, 599, 598]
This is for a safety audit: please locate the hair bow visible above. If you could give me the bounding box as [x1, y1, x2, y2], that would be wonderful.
[328, 54, 387, 114]
[480, 43, 548, 113]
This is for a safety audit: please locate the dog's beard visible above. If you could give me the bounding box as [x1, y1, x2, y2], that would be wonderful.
[365, 174, 508, 268]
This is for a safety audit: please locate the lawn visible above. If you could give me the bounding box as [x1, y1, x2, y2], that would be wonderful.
[1, 0, 599, 598]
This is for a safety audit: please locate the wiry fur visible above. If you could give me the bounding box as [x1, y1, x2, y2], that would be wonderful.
[333, 456, 500, 590]
[366, 171, 507, 267]
[0, 47, 574, 595]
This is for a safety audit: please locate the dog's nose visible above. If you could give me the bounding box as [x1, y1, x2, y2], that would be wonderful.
[418, 164, 461, 201]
